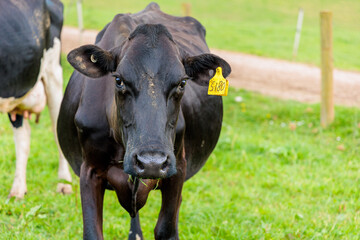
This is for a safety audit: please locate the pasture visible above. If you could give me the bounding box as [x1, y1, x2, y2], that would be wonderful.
[1, 57, 360, 239]
[62, 0, 360, 71]
[1, 1, 360, 239]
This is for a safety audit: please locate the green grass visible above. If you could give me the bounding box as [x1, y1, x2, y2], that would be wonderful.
[1, 57, 360, 239]
[62, 0, 360, 71]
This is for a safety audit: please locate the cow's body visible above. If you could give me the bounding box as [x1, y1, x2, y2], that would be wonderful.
[0, 0, 72, 198]
[58, 3, 230, 239]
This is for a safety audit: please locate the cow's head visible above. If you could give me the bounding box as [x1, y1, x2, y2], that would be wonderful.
[67, 24, 231, 179]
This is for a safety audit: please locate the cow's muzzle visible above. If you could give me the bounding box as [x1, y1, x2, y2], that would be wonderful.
[125, 150, 176, 179]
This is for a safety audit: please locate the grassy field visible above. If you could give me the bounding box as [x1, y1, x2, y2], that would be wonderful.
[1, 56, 360, 239]
[62, 0, 360, 71]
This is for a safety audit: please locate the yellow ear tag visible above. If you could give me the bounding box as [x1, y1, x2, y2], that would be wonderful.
[208, 67, 229, 96]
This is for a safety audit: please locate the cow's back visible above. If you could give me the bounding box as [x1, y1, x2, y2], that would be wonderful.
[95, 3, 209, 56]
[131, 3, 209, 56]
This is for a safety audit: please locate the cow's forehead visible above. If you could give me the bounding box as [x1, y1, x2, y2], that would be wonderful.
[116, 35, 185, 87]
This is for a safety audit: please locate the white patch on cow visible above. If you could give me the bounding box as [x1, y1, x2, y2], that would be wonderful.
[8, 120, 30, 199]
[16, 77, 47, 113]
[136, 234, 141, 240]
[0, 79, 46, 114]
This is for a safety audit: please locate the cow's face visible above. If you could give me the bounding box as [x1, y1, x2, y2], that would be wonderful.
[67, 24, 231, 179]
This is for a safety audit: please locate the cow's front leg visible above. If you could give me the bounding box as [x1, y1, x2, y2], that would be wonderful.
[80, 162, 106, 240]
[155, 161, 186, 240]
[8, 117, 30, 199]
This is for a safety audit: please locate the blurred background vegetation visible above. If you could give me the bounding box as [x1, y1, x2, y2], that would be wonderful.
[63, 0, 360, 71]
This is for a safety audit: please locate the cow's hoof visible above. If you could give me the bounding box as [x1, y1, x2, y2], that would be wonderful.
[8, 189, 27, 200]
[56, 183, 73, 195]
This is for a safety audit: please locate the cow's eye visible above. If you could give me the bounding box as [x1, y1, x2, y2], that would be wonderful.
[115, 77, 125, 90]
[178, 79, 187, 90]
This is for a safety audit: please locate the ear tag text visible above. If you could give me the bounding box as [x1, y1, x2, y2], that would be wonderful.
[208, 67, 229, 96]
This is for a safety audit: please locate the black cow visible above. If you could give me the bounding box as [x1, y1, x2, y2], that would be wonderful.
[0, 0, 72, 198]
[58, 3, 231, 239]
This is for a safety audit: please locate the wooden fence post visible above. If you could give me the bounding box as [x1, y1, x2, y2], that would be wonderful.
[182, 3, 191, 16]
[320, 11, 334, 127]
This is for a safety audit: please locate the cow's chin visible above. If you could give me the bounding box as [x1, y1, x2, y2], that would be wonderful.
[123, 151, 177, 179]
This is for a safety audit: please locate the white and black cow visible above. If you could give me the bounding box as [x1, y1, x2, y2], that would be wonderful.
[0, 0, 72, 199]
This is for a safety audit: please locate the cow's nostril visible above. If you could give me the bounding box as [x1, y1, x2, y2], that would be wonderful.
[134, 152, 172, 177]
[136, 158, 145, 170]
[161, 160, 168, 170]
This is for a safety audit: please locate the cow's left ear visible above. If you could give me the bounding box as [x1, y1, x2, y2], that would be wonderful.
[183, 53, 231, 85]
[67, 44, 116, 78]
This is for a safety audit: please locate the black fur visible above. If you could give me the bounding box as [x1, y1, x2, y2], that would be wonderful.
[184, 53, 231, 84]
[8, 114, 23, 128]
[45, 0, 63, 49]
[95, 23, 111, 44]
[129, 24, 174, 47]
[0, 0, 63, 98]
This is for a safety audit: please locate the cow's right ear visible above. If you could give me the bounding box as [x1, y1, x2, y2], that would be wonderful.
[67, 45, 116, 78]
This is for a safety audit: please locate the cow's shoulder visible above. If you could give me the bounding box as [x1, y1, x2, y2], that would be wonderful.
[95, 23, 111, 44]
[96, 14, 137, 50]
[73, 75, 113, 134]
